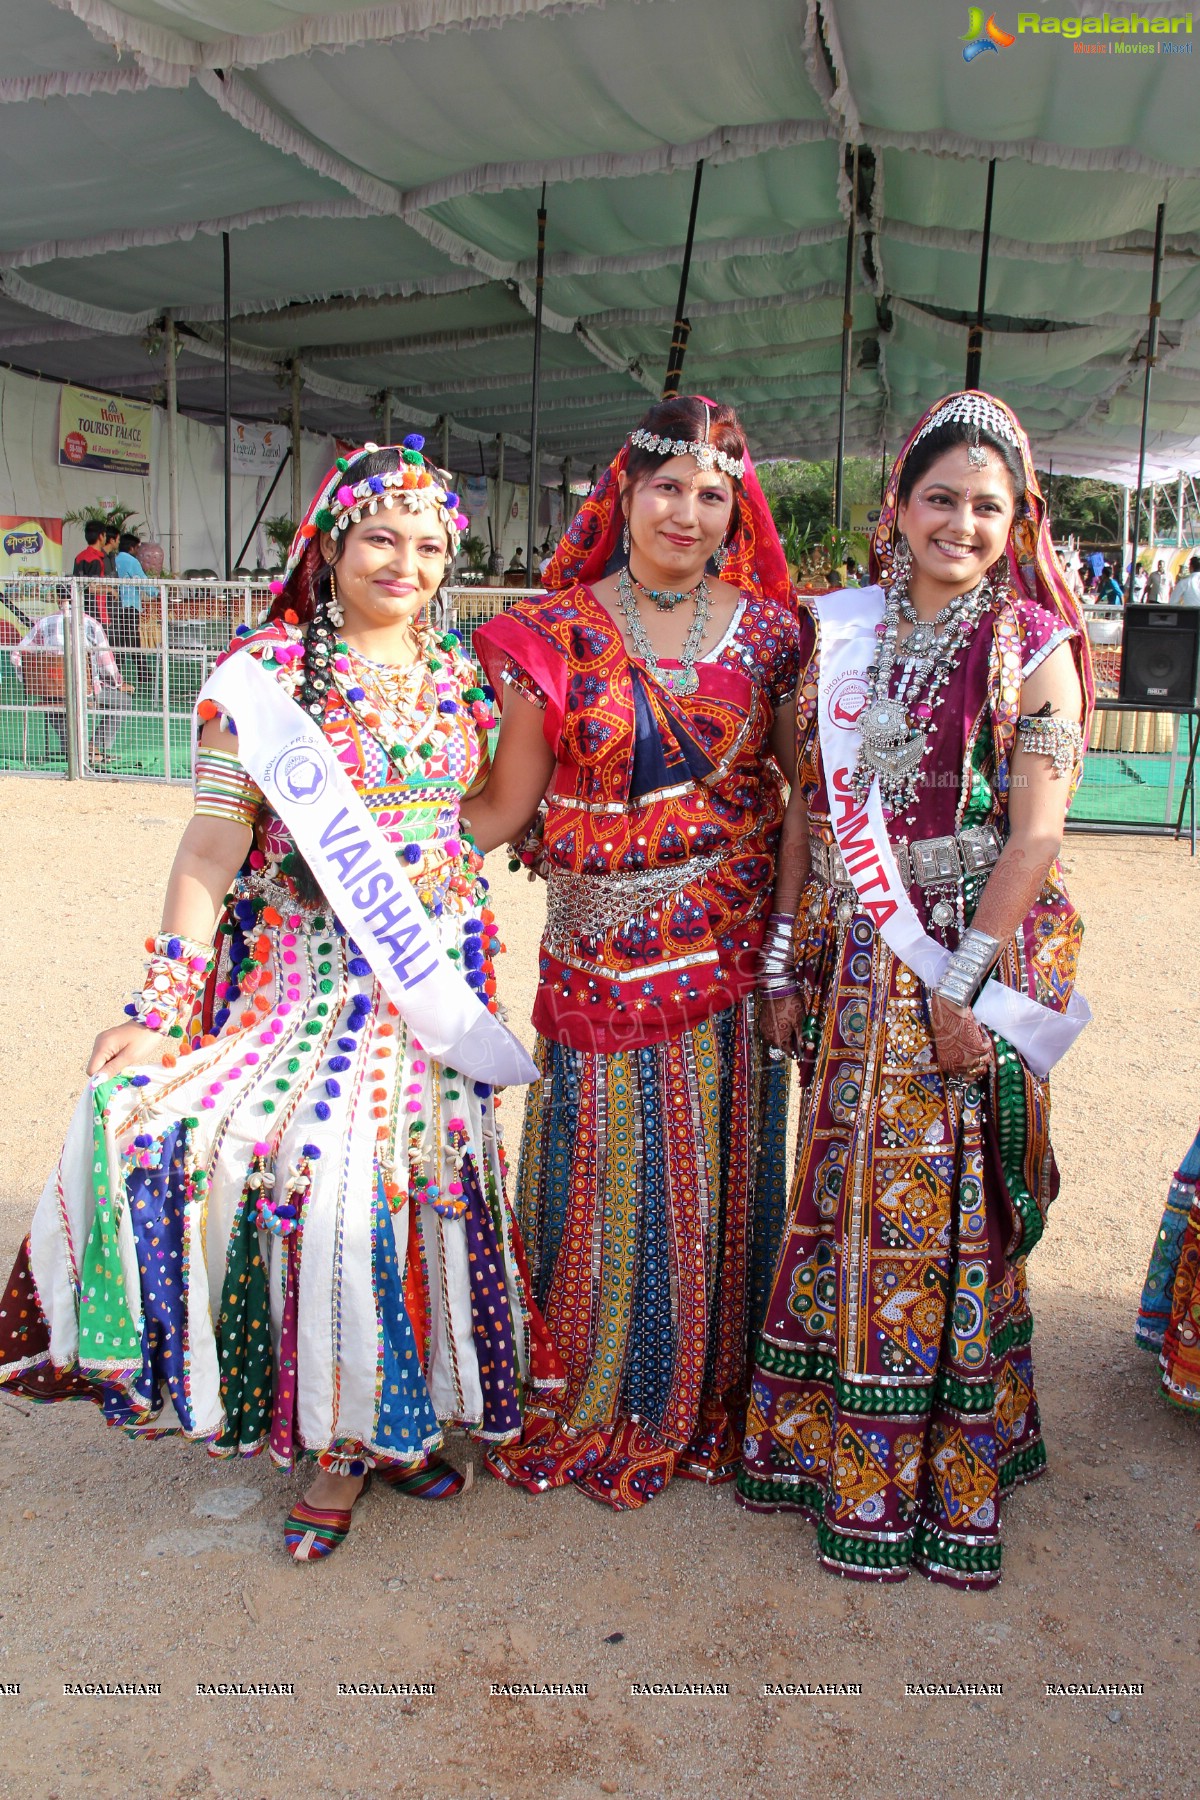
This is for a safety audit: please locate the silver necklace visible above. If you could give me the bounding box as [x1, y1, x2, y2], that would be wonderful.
[616, 564, 710, 697]
[625, 567, 708, 613]
[852, 572, 992, 817]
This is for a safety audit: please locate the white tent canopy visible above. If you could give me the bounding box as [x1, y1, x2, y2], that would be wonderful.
[2, 0, 1198, 483]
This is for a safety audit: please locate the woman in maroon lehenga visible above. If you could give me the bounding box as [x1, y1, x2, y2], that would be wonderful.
[740, 391, 1092, 1587]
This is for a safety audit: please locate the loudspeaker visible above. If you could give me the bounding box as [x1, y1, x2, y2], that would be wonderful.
[1118, 606, 1200, 710]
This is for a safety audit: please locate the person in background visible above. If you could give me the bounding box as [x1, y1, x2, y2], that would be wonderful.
[101, 524, 120, 578]
[1168, 554, 1200, 608]
[1147, 559, 1170, 605]
[113, 531, 154, 688]
[1130, 562, 1149, 603]
[843, 556, 861, 588]
[1099, 562, 1123, 606]
[72, 519, 107, 580]
[12, 583, 131, 769]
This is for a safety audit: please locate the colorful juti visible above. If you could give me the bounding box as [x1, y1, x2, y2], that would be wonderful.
[0, 617, 560, 1471]
[474, 574, 800, 1508]
[1136, 1123, 1200, 1412]
[738, 390, 1093, 1587]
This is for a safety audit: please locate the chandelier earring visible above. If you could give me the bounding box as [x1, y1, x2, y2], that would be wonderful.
[890, 534, 913, 588]
[327, 566, 345, 628]
[712, 541, 729, 574]
[622, 518, 631, 559]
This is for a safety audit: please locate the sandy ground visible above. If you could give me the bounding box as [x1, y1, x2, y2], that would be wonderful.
[0, 773, 1196, 1800]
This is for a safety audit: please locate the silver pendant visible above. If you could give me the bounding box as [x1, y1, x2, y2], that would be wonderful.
[931, 898, 955, 928]
[669, 666, 700, 697]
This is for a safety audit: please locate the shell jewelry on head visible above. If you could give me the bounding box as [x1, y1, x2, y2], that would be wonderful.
[268, 435, 470, 599]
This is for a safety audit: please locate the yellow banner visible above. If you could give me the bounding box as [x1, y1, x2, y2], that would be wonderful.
[59, 384, 151, 476]
[0, 515, 62, 576]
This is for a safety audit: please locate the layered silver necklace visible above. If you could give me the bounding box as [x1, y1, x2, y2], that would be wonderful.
[851, 569, 993, 816]
[616, 564, 710, 697]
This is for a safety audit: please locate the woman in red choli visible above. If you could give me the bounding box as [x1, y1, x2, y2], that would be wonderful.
[462, 395, 801, 1509]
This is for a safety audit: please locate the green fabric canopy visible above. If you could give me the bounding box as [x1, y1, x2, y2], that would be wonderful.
[2, 0, 1197, 480]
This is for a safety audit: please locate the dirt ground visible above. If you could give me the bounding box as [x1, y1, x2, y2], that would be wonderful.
[0, 774, 1196, 1800]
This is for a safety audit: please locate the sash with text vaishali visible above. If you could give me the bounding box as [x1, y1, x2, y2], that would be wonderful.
[198, 650, 539, 1088]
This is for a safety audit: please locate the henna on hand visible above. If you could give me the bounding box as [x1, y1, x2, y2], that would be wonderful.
[929, 992, 994, 1079]
[760, 992, 804, 1054]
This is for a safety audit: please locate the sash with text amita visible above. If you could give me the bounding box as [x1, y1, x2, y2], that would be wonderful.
[814, 588, 1090, 1080]
[198, 652, 539, 1088]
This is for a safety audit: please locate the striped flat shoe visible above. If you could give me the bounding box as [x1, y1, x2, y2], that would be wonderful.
[377, 1455, 471, 1501]
[283, 1474, 370, 1561]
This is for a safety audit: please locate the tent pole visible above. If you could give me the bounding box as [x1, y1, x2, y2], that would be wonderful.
[879, 442, 887, 505]
[525, 183, 548, 577]
[290, 360, 302, 529]
[165, 310, 180, 575]
[834, 147, 859, 534]
[496, 432, 506, 572]
[1127, 200, 1167, 603]
[561, 455, 572, 531]
[440, 414, 450, 475]
[1178, 471, 1186, 547]
[382, 390, 393, 445]
[662, 159, 704, 398]
[223, 230, 232, 580]
[965, 158, 996, 391]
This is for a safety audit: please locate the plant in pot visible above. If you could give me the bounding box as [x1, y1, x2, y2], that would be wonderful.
[459, 534, 488, 586]
[264, 515, 298, 568]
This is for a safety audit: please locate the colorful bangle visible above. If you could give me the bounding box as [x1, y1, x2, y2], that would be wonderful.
[124, 932, 213, 1037]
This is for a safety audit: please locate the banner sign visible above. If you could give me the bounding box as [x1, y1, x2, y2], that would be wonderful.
[0, 515, 63, 577]
[58, 384, 151, 476]
[231, 421, 288, 477]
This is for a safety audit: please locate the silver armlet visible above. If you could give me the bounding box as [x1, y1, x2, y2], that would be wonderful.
[934, 926, 1001, 1009]
[1016, 714, 1083, 779]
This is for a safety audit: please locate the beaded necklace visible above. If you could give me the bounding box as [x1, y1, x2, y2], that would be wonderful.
[851, 571, 993, 818]
[624, 567, 709, 614]
[616, 564, 711, 697]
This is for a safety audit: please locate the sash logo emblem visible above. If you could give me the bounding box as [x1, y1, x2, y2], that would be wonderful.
[827, 670, 870, 730]
[277, 747, 328, 805]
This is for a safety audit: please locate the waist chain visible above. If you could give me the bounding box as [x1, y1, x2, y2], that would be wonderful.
[810, 821, 1003, 892]
[545, 849, 731, 944]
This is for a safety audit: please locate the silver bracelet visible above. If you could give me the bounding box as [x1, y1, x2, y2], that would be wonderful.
[934, 926, 1001, 1009]
[1016, 714, 1083, 780]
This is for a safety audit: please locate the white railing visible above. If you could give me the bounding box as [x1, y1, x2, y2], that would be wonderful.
[0, 576, 541, 782]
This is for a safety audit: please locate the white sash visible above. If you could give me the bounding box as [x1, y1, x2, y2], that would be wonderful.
[198, 650, 539, 1088]
[813, 587, 1090, 1079]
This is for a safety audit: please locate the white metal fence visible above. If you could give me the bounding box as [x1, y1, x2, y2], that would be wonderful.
[0, 578, 535, 782]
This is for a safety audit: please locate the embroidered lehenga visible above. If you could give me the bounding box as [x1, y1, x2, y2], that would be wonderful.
[1136, 1124, 1200, 1411]
[0, 515, 558, 1474]
[472, 447, 800, 1508]
[738, 394, 1092, 1586]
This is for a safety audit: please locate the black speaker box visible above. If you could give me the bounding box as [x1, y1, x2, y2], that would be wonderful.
[1118, 606, 1200, 710]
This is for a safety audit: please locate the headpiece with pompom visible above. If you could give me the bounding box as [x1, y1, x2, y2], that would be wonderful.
[268, 435, 469, 601]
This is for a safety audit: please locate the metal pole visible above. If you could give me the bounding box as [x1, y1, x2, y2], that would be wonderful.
[64, 585, 83, 779]
[1127, 200, 1167, 604]
[965, 158, 997, 391]
[382, 389, 393, 445]
[236, 447, 291, 569]
[440, 414, 451, 475]
[223, 230, 232, 580]
[525, 183, 548, 578]
[165, 310, 180, 576]
[496, 432, 505, 573]
[662, 159, 704, 399]
[159, 580, 171, 781]
[879, 443, 887, 505]
[1178, 471, 1185, 547]
[290, 360, 302, 528]
[834, 147, 859, 532]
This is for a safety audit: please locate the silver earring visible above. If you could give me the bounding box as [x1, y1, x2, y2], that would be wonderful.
[891, 535, 913, 583]
[712, 542, 729, 573]
[622, 520, 631, 558]
[327, 567, 345, 628]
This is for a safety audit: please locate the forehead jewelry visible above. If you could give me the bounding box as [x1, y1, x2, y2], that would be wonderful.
[913, 392, 1019, 449]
